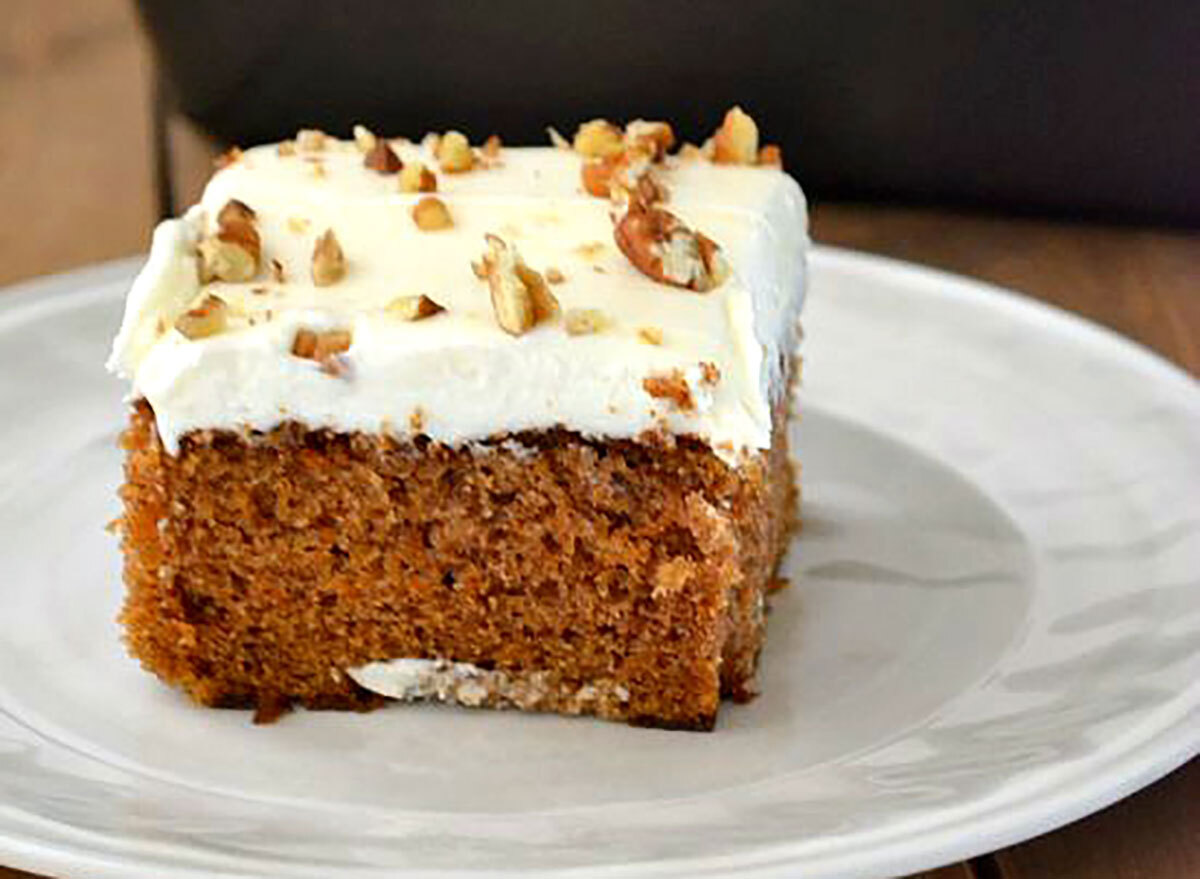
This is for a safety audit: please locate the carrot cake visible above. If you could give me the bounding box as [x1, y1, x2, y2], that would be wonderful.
[107, 108, 808, 730]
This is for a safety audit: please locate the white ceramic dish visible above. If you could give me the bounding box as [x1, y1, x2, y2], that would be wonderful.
[0, 247, 1196, 879]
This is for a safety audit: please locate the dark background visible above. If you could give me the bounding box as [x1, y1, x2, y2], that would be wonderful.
[139, 0, 1200, 226]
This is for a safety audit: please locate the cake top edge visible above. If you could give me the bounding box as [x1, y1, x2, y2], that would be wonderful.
[109, 108, 808, 465]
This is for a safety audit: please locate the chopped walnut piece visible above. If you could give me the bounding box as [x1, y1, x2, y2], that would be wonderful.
[398, 161, 438, 193]
[613, 202, 728, 292]
[175, 295, 229, 340]
[352, 124, 377, 153]
[409, 408, 425, 432]
[573, 119, 624, 158]
[712, 106, 759, 164]
[214, 146, 243, 169]
[624, 120, 675, 160]
[386, 294, 445, 321]
[364, 140, 403, 174]
[544, 267, 565, 284]
[758, 144, 783, 167]
[564, 308, 610, 336]
[295, 128, 327, 152]
[291, 328, 352, 375]
[270, 259, 285, 283]
[411, 196, 454, 231]
[311, 229, 346, 286]
[700, 361, 721, 385]
[643, 369, 694, 410]
[637, 326, 663, 345]
[482, 135, 502, 158]
[476, 234, 559, 336]
[276, 140, 297, 157]
[436, 130, 474, 173]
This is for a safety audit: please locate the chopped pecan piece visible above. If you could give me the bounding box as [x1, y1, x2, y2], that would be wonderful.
[623, 120, 675, 160]
[643, 369, 694, 410]
[412, 196, 454, 231]
[352, 124, 377, 152]
[573, 119, 624, 158]
[295, 128, 327, 152]
[436, 130, 474, 173]
[364, 140, 403, 173]
[613, 202, 728, 292]
[476, 235, 558, 336]
[386, 294, 445, 321]
[292, 328, 352, 375]
[175, 294, 229, 340]
[637, 326, 663, 345]
[712, 106, 759, 164]
[311, 229, 346, 286]
[398, 161, 437, 193]
[758, 144, 783, 168]
[564, 308, 611, 336]
[198, 198, 261, 283]
[214, 146, 244, 169]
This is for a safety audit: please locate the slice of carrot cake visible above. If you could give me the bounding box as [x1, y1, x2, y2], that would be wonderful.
[107, 108, 807, 730]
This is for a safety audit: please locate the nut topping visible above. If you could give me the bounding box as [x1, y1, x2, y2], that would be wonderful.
[482, 135, 502, 158]
[573, 119, 625, 158]
[411, 196, 454, 230]
[364, 140, 403, 173]
[637, 326, 663, 345]
[712, 106, 759, 164]
[623, 120, 675, 160]
[436, 130, 474, 173]
[398, 161, 438, 193]
[352, 124, 377, 153]
[214, 146, 244, 169]
[475, 235, 559, 336]
[291, 328, 352, 375]
[175, 295, 229, 340]
[295, 128, 327, 152]
[544, 267, 565, 284]
[564, 308, 611, 336]
[758, 144, 783, 168]
[386, 294, 445, 321]
[311, 229, 346, 286]
[643, 369, 695, 410]
[198, 198, 261, 283]
[613, 202, 728, 292]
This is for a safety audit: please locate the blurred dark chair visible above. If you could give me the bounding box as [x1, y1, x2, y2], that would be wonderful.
[137, 0, 1199, 226]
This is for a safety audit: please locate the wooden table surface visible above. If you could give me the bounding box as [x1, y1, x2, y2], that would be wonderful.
[2, 1, 1197, 877]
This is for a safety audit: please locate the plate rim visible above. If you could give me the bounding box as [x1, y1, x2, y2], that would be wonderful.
[0, 246, 1196, 879]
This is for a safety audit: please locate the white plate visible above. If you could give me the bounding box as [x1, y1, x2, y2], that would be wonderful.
[0, 248, 1197, 879]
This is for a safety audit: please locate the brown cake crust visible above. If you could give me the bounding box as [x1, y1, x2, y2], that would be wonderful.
[116, 400, 795, 730]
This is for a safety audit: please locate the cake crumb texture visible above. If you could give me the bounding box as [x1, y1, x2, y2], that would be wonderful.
[117, 400, 794, 730]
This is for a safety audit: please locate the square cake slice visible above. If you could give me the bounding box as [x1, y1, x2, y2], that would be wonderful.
[108, 109, 807, 730]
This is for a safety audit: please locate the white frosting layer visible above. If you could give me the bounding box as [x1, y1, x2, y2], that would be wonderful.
[108, 140, 807, 462]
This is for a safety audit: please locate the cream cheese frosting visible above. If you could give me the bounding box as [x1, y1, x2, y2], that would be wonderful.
[108, 136, 807, 464]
